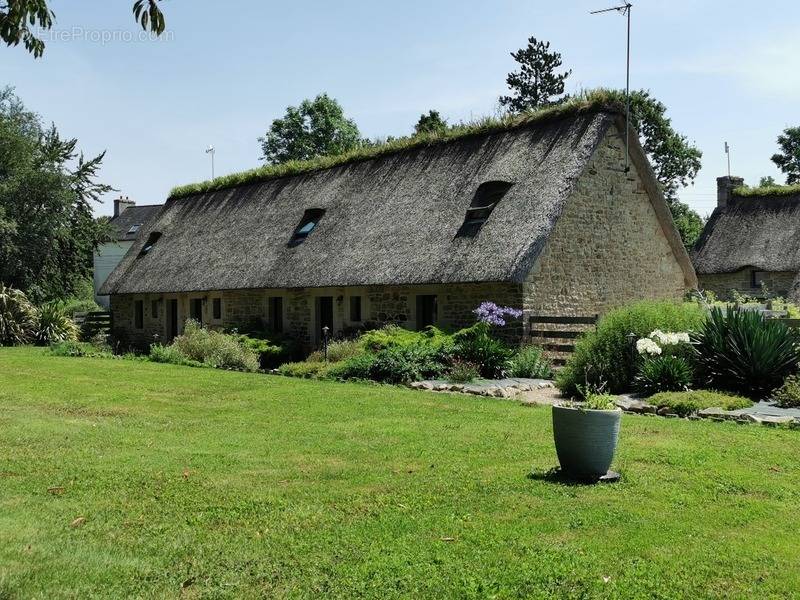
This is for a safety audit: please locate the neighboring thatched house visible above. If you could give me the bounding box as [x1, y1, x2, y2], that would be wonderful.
[93, 197, 162, 308]
[692, 178, 800, 301]
[101, 100, 696, 349]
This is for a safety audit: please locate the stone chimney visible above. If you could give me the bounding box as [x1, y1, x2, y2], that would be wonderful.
[113, 195, 135, 217]
[716, 176, 744, 209]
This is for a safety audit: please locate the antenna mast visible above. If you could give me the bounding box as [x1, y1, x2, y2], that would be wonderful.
[724, 141, 731, 177]
[205, 145, 215, 180]
[591, 3, 633, 172]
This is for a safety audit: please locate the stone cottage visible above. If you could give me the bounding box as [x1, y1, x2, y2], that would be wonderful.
[692, 177, 800, 301]
[101, 104, 696, 349]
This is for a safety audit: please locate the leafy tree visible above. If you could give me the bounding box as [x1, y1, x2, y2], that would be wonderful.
[759, 175, 777, 187]
[669, 201, 704, 251]
[414, 110, 448, 135]
[625, 90, 703, 250]
[627, 91, 701, 202]
[499, 37, 571, 112]
[259, 94, 361, 164]
[771, 126, 800, 184]
[0, 87, 111, 302]
[1, 0, 166, 57]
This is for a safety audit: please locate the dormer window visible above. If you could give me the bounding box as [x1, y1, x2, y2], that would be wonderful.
[457, 181, 514, 237]
[289, 209, 325, 246]
[138, 232, 161, 256]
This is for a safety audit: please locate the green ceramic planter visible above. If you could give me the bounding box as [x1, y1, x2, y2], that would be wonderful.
[552, 405, 621, 478]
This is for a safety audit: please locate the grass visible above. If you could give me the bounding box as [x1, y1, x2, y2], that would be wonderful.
[168, 89, 626, 200]
[1, 347, 800, 598]
[733, 183, 800, 198]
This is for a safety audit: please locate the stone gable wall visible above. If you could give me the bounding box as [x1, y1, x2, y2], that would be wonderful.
[523, 127, 687, 318]
[111, 282, 523, 351]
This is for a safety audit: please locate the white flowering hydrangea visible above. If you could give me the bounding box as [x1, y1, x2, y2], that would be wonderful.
[649, 330, 691, 346]
[636, 330, 691, 356]
[636, 338, 662, 356]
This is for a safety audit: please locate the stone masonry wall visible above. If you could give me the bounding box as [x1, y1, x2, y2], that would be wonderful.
[110, 282, 524, 352]
[524, 126, 687, 318]
[110, 294, 165, 350]
[698, 271, 796, 300]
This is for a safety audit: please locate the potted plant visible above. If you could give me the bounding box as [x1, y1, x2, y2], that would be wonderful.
[552, 392, 621, 481]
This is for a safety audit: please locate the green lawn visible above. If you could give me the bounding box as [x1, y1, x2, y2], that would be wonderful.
[1, 348, 799, 599]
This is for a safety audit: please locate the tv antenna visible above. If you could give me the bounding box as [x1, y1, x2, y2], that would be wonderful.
[591, 3, 632, 172]
[724, 141, 731, 177]
[205, 145, 215, 180]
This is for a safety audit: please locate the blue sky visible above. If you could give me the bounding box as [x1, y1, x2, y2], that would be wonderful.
[2, 0, 798, 217]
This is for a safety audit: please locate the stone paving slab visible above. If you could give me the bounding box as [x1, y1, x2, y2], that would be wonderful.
[410, 378, 555, 399]
[617, 393, 800, 428]
[408, 381, 800, 429]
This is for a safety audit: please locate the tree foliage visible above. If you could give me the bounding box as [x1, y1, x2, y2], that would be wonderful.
[0, 87, 111, 302]
[259, 94, 361, 165]
[668, 200, 704, 251]
[627, 90, 702, 202]
[625, 90, 703, 250]
[1, 0, 165, 57]
[499, 37, 571, 112]
[414, 110, 448, 136]
[759, 175, 777, 187]
[771, 126, 800, 185]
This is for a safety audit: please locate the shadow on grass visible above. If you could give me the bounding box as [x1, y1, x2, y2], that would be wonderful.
[527, 467, 621, 486]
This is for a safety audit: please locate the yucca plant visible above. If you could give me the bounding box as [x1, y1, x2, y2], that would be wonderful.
[0, 283, 37, 346]
[35, 302, 80, 345]
[692, 306, 800, 398]
[634, 355, 693, 396]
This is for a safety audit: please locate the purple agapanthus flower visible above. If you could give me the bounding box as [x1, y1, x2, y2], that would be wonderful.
[473, 301, 523, 326]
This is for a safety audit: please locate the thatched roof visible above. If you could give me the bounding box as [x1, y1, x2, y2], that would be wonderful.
[168, 90, 628, 200]
[692, 191, 800, 274]
[102, 106, 690, 295]
[108, 205, 162, 242]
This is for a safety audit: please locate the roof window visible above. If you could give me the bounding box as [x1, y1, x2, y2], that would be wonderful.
[289, 209, 325, 246]
[457, 181, 514, 237]
[138, 232, 161, 257]
[127, 224, 141, 235]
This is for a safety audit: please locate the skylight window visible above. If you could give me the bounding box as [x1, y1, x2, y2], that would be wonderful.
[456, 181, 514, 237]
[127, 224, 141, 235]
[138, 231, 162, 257]
[289, 209, 325, 246]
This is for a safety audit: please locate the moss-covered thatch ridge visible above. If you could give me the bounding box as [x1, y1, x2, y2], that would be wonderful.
[168, 89, 626, 200]
[733, 183, 800, 198]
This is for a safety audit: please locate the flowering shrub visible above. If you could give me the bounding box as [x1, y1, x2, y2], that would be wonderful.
[473, 302, 522, 327]
[649, 330, 691, 346]
[636, 330, 691, 357]
[634, 330, 694, 395]
[557, 301, 706, 396]
[636, 338, 662, 356]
